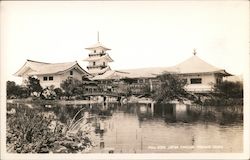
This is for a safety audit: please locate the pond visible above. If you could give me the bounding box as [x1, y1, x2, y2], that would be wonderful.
[7, 102, 243, 153]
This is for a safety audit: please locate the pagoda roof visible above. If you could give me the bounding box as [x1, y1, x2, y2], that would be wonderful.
[85, 42, 111, 50]
[84, 54, 113, 62]
[14, 59, 90, 77]
[87, 66, 111, 75]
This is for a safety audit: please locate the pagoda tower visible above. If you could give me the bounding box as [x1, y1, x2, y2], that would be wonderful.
[84, 33, 113, 75]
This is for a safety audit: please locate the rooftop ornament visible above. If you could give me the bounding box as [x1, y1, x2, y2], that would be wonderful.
[193, 48, 197, 56]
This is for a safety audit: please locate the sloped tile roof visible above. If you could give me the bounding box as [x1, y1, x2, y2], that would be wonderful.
[15, 60, 89, 76]
[85, 42, 111, 50]
[92, 55, 231, 80]
[173, 55, 222, 74]
[84, 54, 113, 62]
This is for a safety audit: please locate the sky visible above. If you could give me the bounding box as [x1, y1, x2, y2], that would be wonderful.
[1, 1, 249, 84]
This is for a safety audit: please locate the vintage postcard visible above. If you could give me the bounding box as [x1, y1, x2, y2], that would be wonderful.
[0, 1, 249, 159]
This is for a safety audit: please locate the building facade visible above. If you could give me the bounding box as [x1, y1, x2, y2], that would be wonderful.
[14, 38, 231, 94]
[92, 47, 231, 93]
[14, 60, 91, 88]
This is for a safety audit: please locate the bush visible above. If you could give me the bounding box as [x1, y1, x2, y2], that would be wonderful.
[25, 76, 43, 97]
[214, 81, 243, 98]
[153, 72, 197, 103]
[7, 106, 93, 153]
[41, 86, 57, 100]
[7, 81, 29, 99]
[54, 88, 63, 99]
[203, 97, 243, 106]
[60, 78, 86, 99]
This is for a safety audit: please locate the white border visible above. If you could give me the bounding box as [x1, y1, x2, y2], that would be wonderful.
[1, 1, 249, 159]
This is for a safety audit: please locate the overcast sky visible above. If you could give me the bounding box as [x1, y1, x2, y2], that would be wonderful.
[1, 1, 249, 83]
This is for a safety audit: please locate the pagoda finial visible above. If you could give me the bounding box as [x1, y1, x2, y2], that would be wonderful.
[193, 48, 197, 56]
[97, 31, 99, 42]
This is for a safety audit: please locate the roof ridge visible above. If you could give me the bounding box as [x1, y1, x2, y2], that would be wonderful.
[120, 66, 171, 71]
[49, 61, 77, 65]
[27, 59, 50, 64]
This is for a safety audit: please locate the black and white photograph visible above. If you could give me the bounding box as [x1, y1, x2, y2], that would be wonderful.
[0, 1, 249, 159]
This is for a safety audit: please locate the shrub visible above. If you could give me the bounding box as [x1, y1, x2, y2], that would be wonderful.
[25, 76, 43, 97]
[7, 106, 93, 153]
[41, 86, 57, 100]
[6, 81, 29, 99]
[213, 81, 243, 98]
[153, 72, 197, 103]
[54, 88, 63, 99]
[60, 78, 86, 99]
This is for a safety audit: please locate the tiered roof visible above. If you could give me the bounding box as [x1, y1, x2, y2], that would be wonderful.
[85, 42, 111, 50]
[84, 54, 113, 62]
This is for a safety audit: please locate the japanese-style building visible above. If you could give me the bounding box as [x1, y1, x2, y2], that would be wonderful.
[14, 36, 232, 93]
[83, 34, 113, 76]
[90, 45, 231, 93]
[14, 60, 91, 88]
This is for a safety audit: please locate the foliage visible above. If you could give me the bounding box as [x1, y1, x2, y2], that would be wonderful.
[213, 81, 243, 98]
[153, 73, 196, 103]
[202, 97, 243, 106]
[54, 88, 63, 98]
[41, 85, 57, 100]
[60, 78, 86, 99]
[7, 81, 29, 99]
[7, 106, 93, 153]
[25, 76, 43, 97]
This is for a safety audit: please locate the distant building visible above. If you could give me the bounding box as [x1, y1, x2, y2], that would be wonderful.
[14, 37, 232, 93]
[84, 39, 113, 76]
[14, 60, 91, 88]
[92, 48, 232, 93]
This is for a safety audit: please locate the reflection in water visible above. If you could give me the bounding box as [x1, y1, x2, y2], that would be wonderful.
[89, 103, 243, 153]
[7, 102, 243, 153]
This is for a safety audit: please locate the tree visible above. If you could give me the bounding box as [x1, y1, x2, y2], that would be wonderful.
[25, 76, 43, 97]
[54, 88, 63, 98]
[60, 78, 85, 99]
[7, 81, 29, 99]
[153, 72, 195, 103]
[7, 81, 17, 98]
[214, 81, 243, 98]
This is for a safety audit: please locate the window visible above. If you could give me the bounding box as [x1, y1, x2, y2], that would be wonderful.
[43, 77, 48, 81]
[70, 70, 73, 75]
[103, 62, 105, 66]
[82, 76, 89, 81]
[49, 76, 53, 81]
[93, 62, 96, 66]
[190, 78, 202, 84]
[94, 50, 96, 53]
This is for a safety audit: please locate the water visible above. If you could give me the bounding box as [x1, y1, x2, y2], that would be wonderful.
[7, 102, 243, 153]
